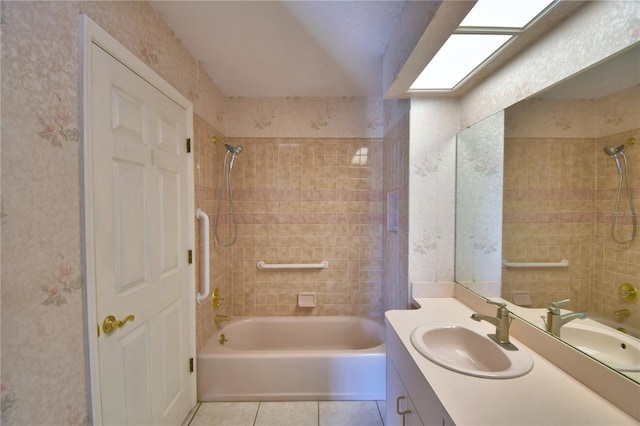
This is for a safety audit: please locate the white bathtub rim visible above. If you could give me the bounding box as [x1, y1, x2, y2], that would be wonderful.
[203, 315, 386, 354]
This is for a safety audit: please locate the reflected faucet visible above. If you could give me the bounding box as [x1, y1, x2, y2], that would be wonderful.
[544, 299, 586, 337]
[471, 300, 513, 346]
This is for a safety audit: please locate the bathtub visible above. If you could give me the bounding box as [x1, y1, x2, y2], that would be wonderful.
[197, 316, 386, 401]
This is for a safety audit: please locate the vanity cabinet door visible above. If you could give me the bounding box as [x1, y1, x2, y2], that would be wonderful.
[387, 357, 424, 426]
[386, 323, 455, 426]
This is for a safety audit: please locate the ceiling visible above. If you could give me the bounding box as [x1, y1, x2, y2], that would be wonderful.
[150, 1, 407, 98]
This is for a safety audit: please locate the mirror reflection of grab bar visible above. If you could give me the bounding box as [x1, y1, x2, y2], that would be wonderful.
[502, 259, 569, 268]
[256, 260, 329, 270]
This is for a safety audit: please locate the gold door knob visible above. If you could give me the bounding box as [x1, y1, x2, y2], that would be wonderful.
[102, 314, 135, 334]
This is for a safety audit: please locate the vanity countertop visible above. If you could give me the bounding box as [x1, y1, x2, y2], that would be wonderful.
[386, 297, 638, 425]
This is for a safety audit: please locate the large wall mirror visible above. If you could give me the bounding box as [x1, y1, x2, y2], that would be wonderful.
[456, 44, 640, 384]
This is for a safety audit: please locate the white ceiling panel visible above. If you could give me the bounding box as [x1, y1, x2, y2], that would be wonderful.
[150, 1, 405, 97]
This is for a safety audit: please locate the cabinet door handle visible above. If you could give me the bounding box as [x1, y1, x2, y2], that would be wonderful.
[396, 396, 412, 426]
[396, 395, 405, 415]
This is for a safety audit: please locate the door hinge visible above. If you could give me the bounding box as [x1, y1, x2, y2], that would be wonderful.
[189, 357, 194, 373]
[186, 138, 191, 153]
[188, 249, 193, 264]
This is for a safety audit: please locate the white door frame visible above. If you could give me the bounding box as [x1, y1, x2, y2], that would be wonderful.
[79, 15, 196, 424]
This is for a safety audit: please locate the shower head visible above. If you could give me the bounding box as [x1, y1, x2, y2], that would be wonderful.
[225, 143, 243, 169]
[225, 143, 243, 156]
[604, 144, 625, 174]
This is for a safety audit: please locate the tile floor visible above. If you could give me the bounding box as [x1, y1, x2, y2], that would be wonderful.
[186, 400, 386, 426]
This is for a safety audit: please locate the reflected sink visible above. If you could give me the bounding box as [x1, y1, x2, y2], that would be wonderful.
[410, 322, 533, 379]
[561, 323, 640, 372]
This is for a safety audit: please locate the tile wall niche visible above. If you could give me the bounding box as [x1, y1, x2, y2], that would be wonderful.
[220, 137, 384, 317]
[503, 85, 639, 332]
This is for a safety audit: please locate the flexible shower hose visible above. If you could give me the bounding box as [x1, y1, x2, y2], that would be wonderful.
[214, 150, 239, 247]
[610, 152, 636, 244]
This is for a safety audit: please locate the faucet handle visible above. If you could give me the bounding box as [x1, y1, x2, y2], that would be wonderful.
[548, 298, 570, 314]
[486, 299, 509, 315]
[486, 299, 507, 309]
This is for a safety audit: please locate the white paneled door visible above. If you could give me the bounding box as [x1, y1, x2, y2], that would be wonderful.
[83, 21, 195, 425]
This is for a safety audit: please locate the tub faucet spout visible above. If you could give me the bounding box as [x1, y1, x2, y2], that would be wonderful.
[471, 300, 512, 346]
[215, 314, 231, 323]
[615, 308, 631, 318]
[544, 299, 586, 337]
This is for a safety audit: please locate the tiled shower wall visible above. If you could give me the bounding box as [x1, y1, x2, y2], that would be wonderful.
[503, 85, 639, 330]
[221, 137, 384, 316]
[382, 114, 410, 310]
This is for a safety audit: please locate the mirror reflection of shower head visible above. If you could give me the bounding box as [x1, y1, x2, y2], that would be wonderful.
[604, 144, 625, 174]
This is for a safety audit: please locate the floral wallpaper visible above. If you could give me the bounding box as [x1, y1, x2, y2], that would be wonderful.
[454, 111, 504, 295]
[225, 96, 384, 138]
[506, 86, 639, 139]
[460, 1, 640, 129]
[2, 1, 87, 424]
[408, 98, 458, 286]
[1, 1, 228, 424]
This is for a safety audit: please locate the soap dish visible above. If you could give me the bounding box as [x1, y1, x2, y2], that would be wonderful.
[298, 292, 316, 307]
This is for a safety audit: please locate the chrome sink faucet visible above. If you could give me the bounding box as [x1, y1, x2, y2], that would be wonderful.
[471, 300, 513, 346]
[544, 299, 586, 337]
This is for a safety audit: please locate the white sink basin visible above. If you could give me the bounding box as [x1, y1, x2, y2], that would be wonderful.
[561, 323, 640, 372]
[410, 322, 533, 379]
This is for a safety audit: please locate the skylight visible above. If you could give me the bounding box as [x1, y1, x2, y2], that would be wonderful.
[411, 34, 512, 90]
[410, 0, 556, 92]
[459, 0, 557, 29]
